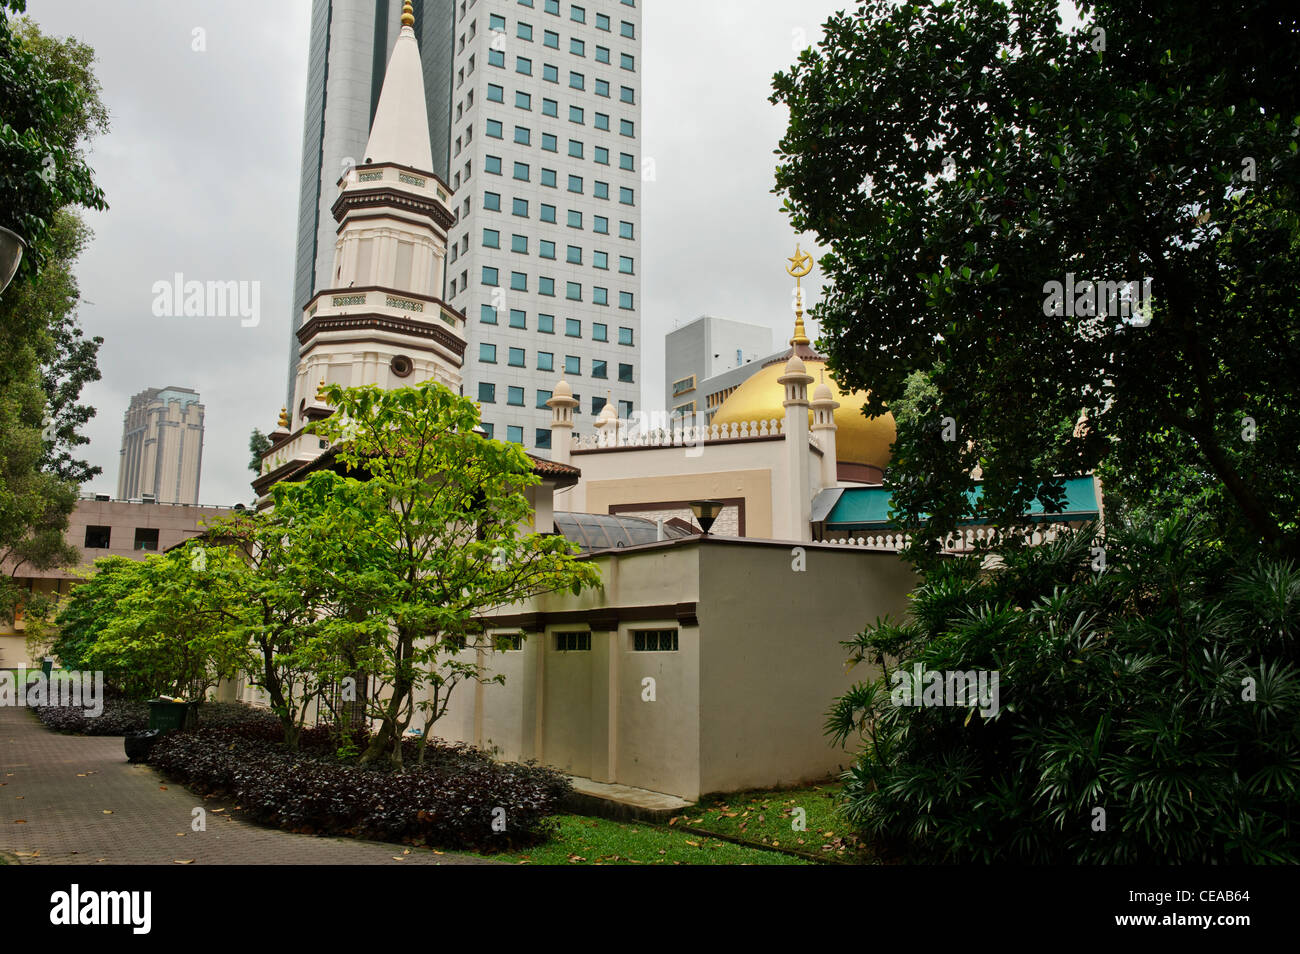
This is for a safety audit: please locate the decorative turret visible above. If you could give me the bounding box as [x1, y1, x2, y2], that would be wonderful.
[810, 370, 840, 488]
[546, 379, 579, 465]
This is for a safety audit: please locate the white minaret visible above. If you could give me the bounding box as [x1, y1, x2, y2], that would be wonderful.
[779, 353, 814, 541]
[259, 1, 466, 489]
[546, 379, 579, 466]
[810, 371, 840, 489]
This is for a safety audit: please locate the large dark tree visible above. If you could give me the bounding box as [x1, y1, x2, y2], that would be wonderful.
[772, 0, 1300, 557]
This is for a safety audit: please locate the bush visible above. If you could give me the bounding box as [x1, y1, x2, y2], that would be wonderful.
[33, 699, 279, 737]
[148, 722, 571, 852]
[827, 515, 1300, 863]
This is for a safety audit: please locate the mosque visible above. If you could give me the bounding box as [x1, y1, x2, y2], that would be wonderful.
[252, 4, 1099, 803]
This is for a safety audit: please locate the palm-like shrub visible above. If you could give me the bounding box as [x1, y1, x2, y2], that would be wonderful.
[828, 516, 1300, 863]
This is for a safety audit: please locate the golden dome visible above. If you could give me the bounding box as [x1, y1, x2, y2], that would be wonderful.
[712, 359, 895, 470]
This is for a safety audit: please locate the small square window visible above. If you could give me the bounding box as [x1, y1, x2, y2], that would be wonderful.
[511, 233, 528, 253]
[620, 186, 635, 205]
[620, 52, 635, 71]
[565, 355, 581, 375]
[514, 125, 531, 145]
[516, 56, 532, 75]
[538, 350, 554, 370]
[544, 29, 559, 48]
[480, 342, 498, 362]
[541, 203, 557, 223]
[536, 389, 553, 409]
[566, 282, 582, 301]
[516, 90, 532, 110]
[485, 155, 502, 175]
[539, 314, 555, 334]
[595, 78, 609, 97]
[486, 118, 503, 138]
[518, 22, 533, 40]
[488, 48, 505, 67]
[489, 14, 506, 31]
[481, 422, 495, 439]
[593, 286, 608, 305]
[507, 348, 525, 368]
[620, 118, 635, 137]
[511, 271, 528, 291]
[566, 244, 582, 264]
[539, 276, 555, 296]
[542, 132, 558, 152]
[620, 86, 635, 104]
[544, 62, 559, 82]
[480, 303, 499, 324]
[620, 21, 635, 39]
[506, 425, 524, 445]
[571, 37, 585, 55]
[619, 326, 634, 345]
[85, 525, 111, 548]
[619, 255, 634, 274]
[593, 322, 608, 341]
[546, 0, 559, 15]
[535, 428, 552, 449]
[619, 291, 634, 309]
[507, 385, 525, 405]
[566, 317, 582, 336]
[570, 5, 586, 24]
[484, 192, 501, 210]
[569, 174, 584, 193]
[567, 209, 583, 228]
[595, 46, 610, 64]
[543, 97, 558, 117]
[595, 146, 609, 165]
[513, 197, 530, 216]
[510, 308, 527, 328]
[594, 112, 609, 131]
[478, 381, 496, 403]
[569, 71, 585, 90]
[487, 83, 504, 102]
[593, 250, 608, 269]
[618, 362, 634, 383]
[483, 227, 500, 247]
[540, 239, 556, 259]
[568, 139, 584, 158]
[592, 358, 607, 378]
[594, 181, 609, 200]
[482, 266, 499, 285]
[619, 220, 634, 239]
[596, 12, 610, 30]
[594, 215, 609, 234]
[513, 161, 530, 180]
[569, 105, 584, 124]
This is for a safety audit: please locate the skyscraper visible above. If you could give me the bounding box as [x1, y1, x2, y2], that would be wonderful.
[442, 0, 643, 452]
[116, 387, 205, 505]
[286, 0, 456, 403]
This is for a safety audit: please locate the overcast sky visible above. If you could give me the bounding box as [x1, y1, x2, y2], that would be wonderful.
[25, 0, 848, 505]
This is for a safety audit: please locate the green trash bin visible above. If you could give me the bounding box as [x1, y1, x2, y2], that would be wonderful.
[41, 657, 53, 677]
[148, 699, 198, 732]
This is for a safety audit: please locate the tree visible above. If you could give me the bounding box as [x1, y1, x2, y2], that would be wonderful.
[52, 556, 138, 676]
[771, 0, 1300, 556]
[247, 428, 272, 475]
[310, 380, 602, 767]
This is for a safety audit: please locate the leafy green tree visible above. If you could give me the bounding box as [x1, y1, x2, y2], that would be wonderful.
[311, 380, 603, 767]
[52, 556, 138, 675]
[827, 516, 1300, 863]
[772, 0, 1300, 556]
[247, 428, 272, 475]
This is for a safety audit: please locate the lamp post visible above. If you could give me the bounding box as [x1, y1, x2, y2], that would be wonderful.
[0, 227, 25, 295]
[688, 499, 724, 535]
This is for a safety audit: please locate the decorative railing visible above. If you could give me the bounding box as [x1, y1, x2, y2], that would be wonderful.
[816, 523, 1083, 554]
[571, 418, 787, 451]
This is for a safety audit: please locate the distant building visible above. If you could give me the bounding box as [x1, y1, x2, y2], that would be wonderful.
[664, 316, 773, 420]
[116, 387, 205, 505]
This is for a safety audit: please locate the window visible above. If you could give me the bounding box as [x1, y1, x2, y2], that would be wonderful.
[483, 227, 500, 247]
[566, 244, 582, 264]
[592, 286, 608, 305]
[481, 422, 495, 439]
[620, 52, 635, 71]
[618, 363, 634, 383]
[542, 97, 558, 116]
[133, 527, 160, 551]
[619, 186, 635, 205]
[489, 13, 506, 31]
[619, 255, 634, 274]
[565, 355, 581, 374]
[570, 4, 586, 23]
[556, 631, 590, 652]
[569, 71, 585, 90]
[544, 29, 559, 48]
[570, 37, 585, 55]
[496, 633, 525, 652]
[619, 326, 634, 345]
[538, 350, 554, 370]
[620, 118, 635, 137]
[568, 174, 583, 193]
[478, 382, 496, 403]
[487, 83, 504, 102]
[536, 389, 552, 408]
[619, 400, 633, 418]
[517, 22, 533, 40]
[620, 85, 635, 104]
[594, 181, 609, 200]
[513, 160, 530, 180]
[539, 276, 555, 296]
[568, 209, 583, 228]
[542, 132, 558, 152]
[619, 220, 634, 239]
[480, 303, 498, 324]
[511, 271, 528, 290]
[621, 21, 636, 38]
[511, 233, 528, 253]
[485, 154, 502, 175]
[482, 266, 499, 285]
[592, 358, 607, 378]
[540, 239, 556, 259]
[569, 105, 584, 124]
[541, 203, 557, 223]
[486, 118, 503, 138]
[507, 385, 525, 405]
[480, 342, 497, 362]
[619, 291, 634, 309]
[84, 526, 111, 548]
[484, 191, 501, 210]
[595, 45, 610, 64]
[506, 425, 524, 444]
[545, 0, 559, 13]
[620, 154, 636, 173]
[543, 62, 558, 82]
[566, 317, 581, 336]
[508, 347, 526, 368]
[595, 146, 609, 165]
[510, 308, 527, 329]
[514, 125, 531, 145]
[488, 48, 505, 67]
[592, 395, 607, 414]
[594, 215, 609, 234]
[513, 197, 529, 216]
[596, 12, 610, 30]
[568, 139, 584, 158]
[566, 282, 582, 301]
[593, 250, 608, 269]
[516, 56, 532, 75]
[535, 428, 552, 449]
[595, 78, 609, 97]
[594, 112, 609, 131]
[516, 90, 531, 110]
[593, 322, 608, 341]
[633, 630, 678, 652]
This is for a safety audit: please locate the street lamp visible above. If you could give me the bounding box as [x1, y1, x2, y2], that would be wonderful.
[688, 499, 724, 535]
[0, 227, 25, 295]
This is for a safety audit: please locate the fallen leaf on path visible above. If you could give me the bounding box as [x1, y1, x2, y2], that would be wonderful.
[102, 810, 113, 815]
[174, 859, 194, 865]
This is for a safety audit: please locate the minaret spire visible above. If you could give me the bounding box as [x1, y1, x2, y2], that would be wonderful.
[364, 0, 433, 171]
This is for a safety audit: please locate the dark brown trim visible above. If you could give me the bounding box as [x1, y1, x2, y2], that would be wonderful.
[486, 602, 699, 632]
[332, 187, 455, 231]
[298, 312, 467, 358]
[335, 210, 441, 235]
[609, 497, 747, 537]
[837, 462, 885, 483]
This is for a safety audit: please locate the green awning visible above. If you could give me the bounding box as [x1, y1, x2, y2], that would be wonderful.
[823, 476, 1100, 531]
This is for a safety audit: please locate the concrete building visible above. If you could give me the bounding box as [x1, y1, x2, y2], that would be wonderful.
[116, 387, 205, 505]
[286, 0, 456, 403]
[442, 0, 643, 453]
[664, 315, 773, 420]
[0, 497, 235, 667]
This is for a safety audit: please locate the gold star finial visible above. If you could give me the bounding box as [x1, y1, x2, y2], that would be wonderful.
[786, 243, 814, 347]
[401, 1, 415, 27]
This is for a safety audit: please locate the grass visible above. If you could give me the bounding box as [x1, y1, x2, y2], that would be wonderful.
[671, 781, 875, 863]
[480, 814, 812, 865]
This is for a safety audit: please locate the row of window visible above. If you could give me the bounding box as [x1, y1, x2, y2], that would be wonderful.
[84, 525, 160, 551]
[479, 409, 632, 448]
[478, 308, 635, 344]
[493, 19, 636, 51]
[492, 629, 680, 654]
[478, 269, 635, 308]
[487, 83, 636, 111]
[482, 190, 635, 221]
[478, 230, 634, 270]
[496, 4, 637, 36]
[478, 349, 635, 380]
[483, 157, 635, 197]
[488, 44, 636, 77]
[483, 117, 636, 147]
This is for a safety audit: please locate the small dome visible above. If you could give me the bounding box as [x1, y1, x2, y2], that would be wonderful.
[783, 354, 807, 375]
[554, 379, 573, 398]
[812, 380, 835, 403]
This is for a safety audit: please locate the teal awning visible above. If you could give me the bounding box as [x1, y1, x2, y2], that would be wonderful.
[823, 476, 1099, 532]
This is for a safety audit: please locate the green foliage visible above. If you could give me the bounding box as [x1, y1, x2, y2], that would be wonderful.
[772, 0, 1300, 554]
[247, 428, 271, 475]
[827, 516, 1300, 863]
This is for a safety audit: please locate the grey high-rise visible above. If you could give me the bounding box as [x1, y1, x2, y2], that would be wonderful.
[286, 0, 456, 403]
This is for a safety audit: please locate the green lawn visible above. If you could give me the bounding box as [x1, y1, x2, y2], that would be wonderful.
[481, 814, 811, 865]
[672, 782, 875, 864]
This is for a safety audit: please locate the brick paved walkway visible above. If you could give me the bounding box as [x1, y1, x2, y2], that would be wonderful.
[0, 706, 492, 865]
